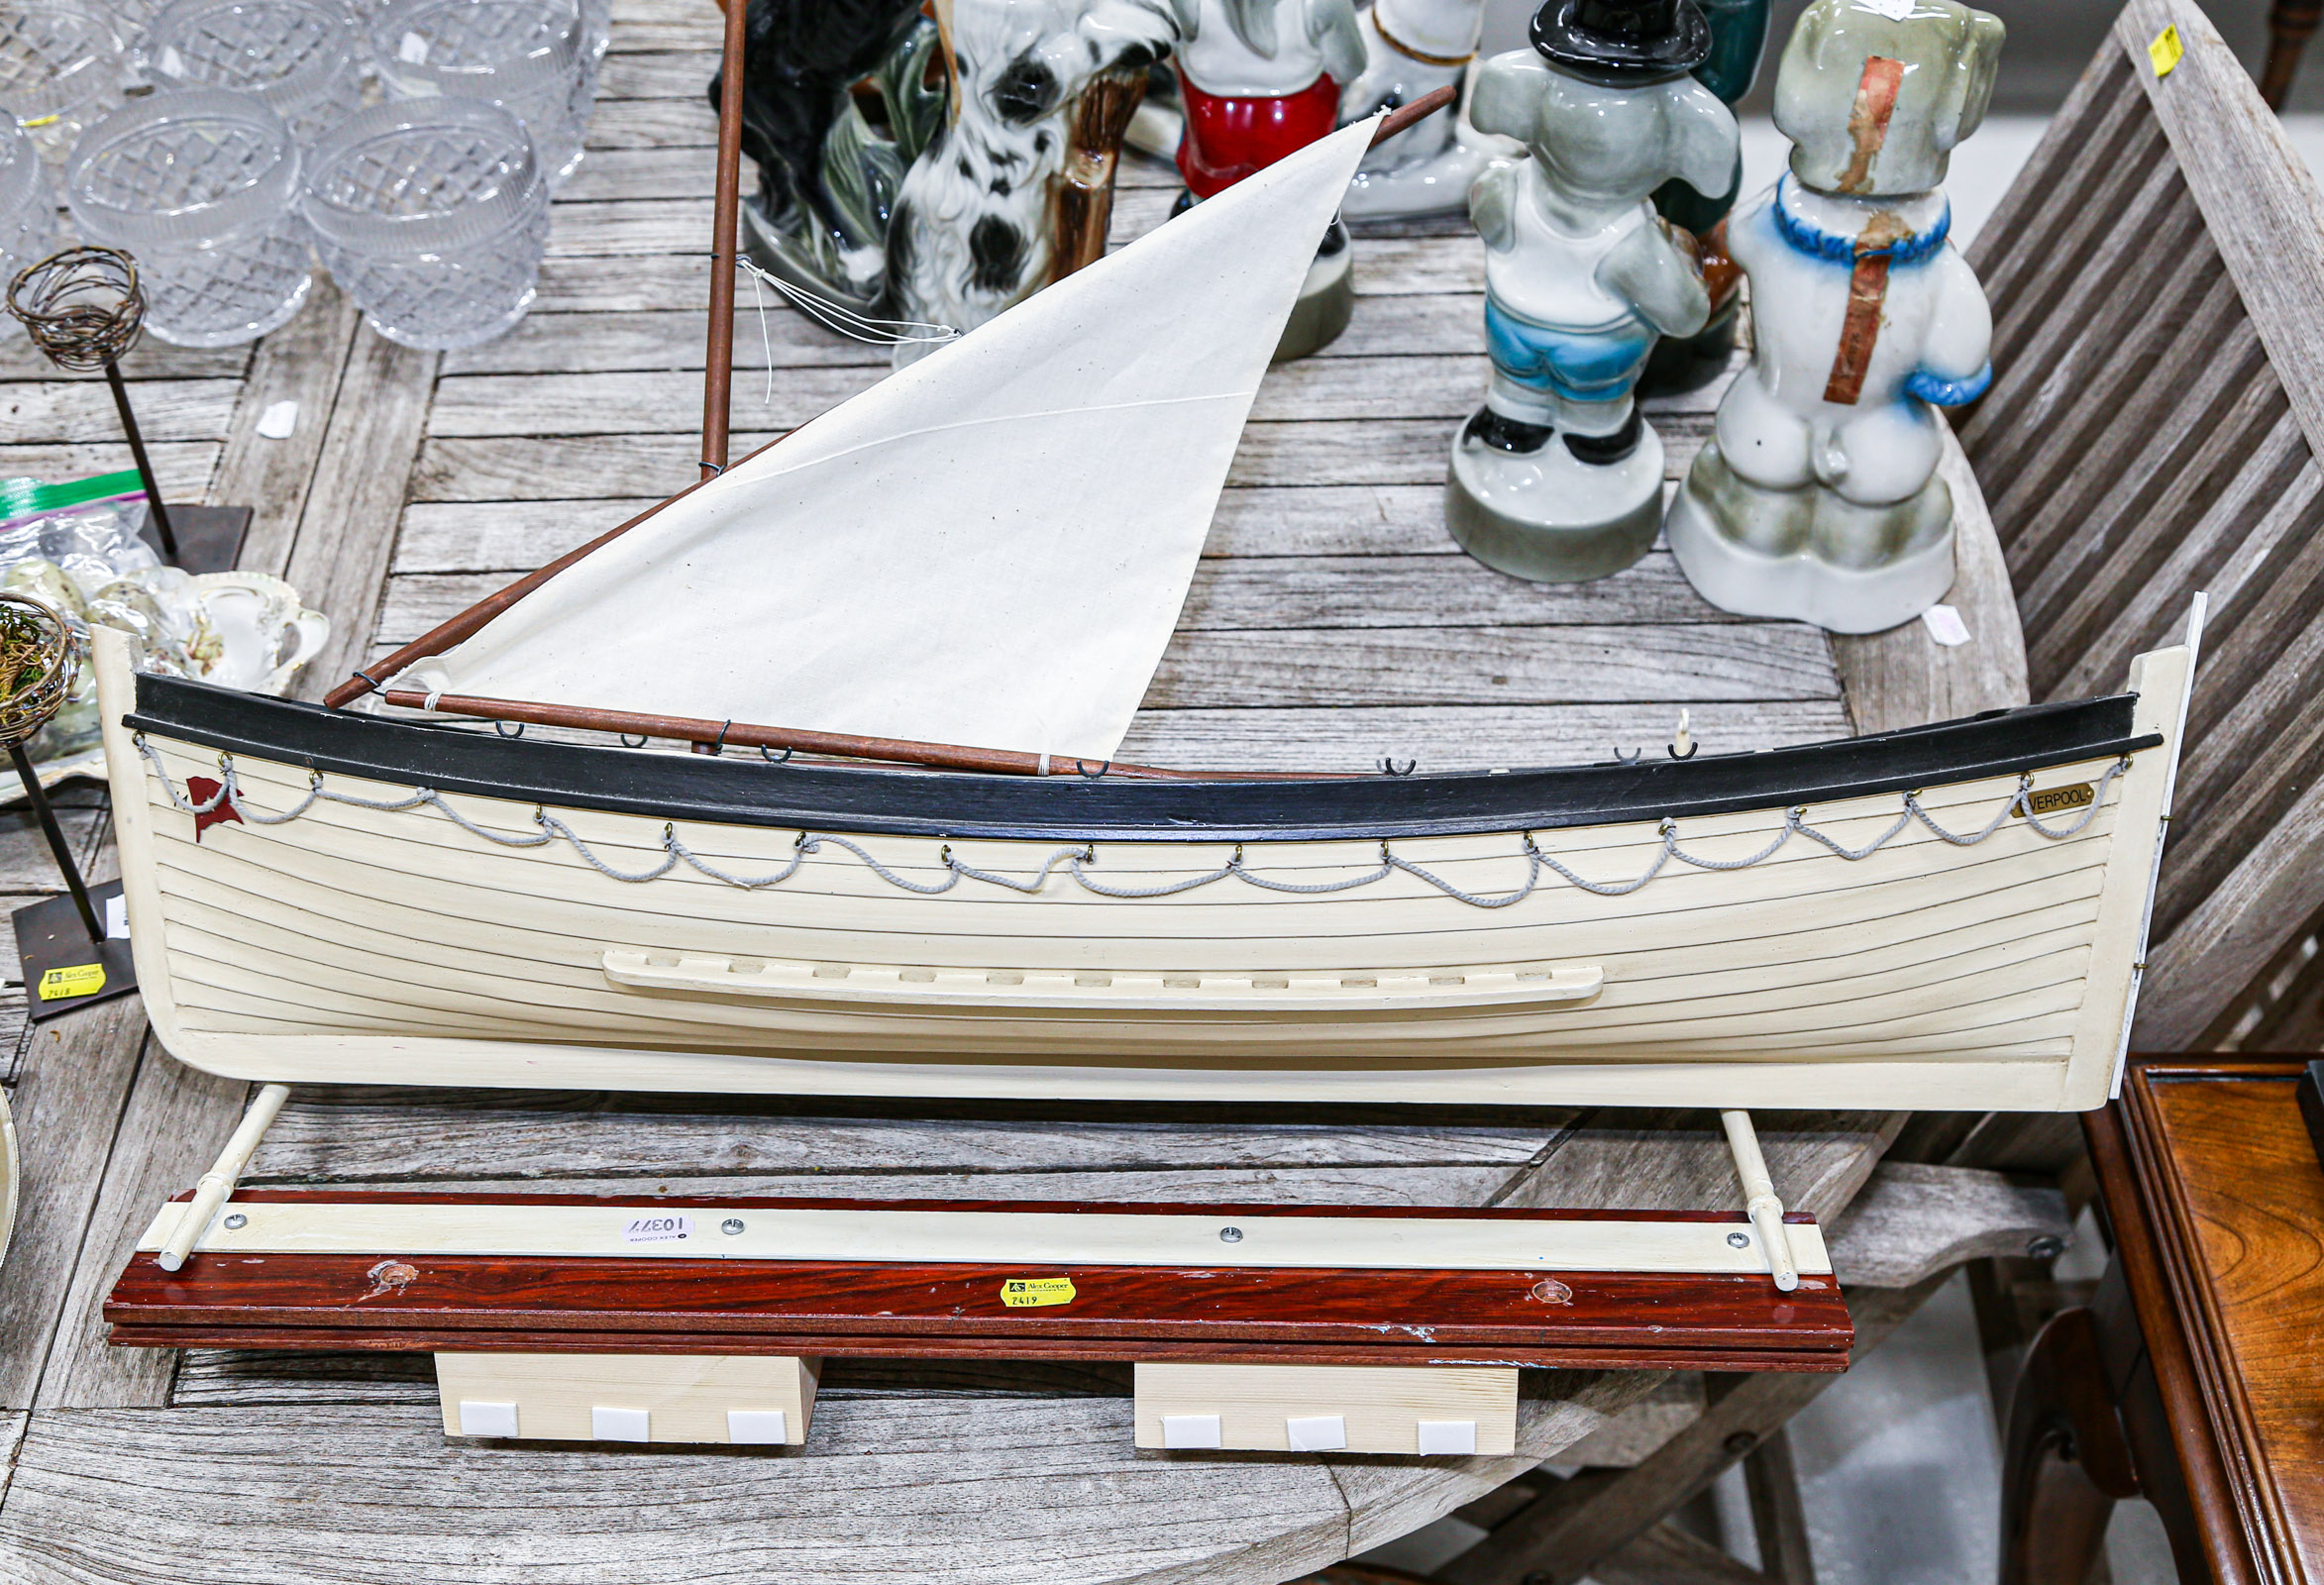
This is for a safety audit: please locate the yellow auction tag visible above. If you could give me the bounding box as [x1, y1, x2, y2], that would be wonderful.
[1000, 1276, 1077, 1308]
[38, 963, 105, 1001]
[2150, 25, 2183, 77]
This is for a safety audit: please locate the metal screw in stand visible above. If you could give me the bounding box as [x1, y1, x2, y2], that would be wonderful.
[2026, 1234, 2066, 1262]
[722, 1217, 745, 1235]
[6, 247, 180, 562]
[1727, 1230, 1750, 1248]
[223, 1214, 247, 1229]
[1218, 1226, 1243, 1243]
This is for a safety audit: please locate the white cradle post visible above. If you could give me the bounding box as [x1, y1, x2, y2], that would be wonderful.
[1721, 1109, 1799, 1292]
[158, 1082, 290, 1272]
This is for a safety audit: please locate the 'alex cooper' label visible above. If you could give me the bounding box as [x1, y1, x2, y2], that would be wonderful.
[1000, 1277, 1077, 1308]
[38, 964, 104, 1001]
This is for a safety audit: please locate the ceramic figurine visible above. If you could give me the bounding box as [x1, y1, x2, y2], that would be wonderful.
[1664, 0, 2003, 633]
[1171, 0, 1367, 358]
[1637, 0, 1769, 392]
[1445, 0, 1738, 583]
[1338, 0, 1494, 220]
[718, 0, 941, 313]
[889, 0, 1179, 361]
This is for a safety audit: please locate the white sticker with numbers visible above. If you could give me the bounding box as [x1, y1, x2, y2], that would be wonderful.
[622, 1213, 693, 1243]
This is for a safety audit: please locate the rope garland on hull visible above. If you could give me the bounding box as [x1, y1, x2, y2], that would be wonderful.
[135, 735, 2130, 909]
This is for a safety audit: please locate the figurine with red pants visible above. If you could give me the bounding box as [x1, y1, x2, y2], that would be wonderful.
[1170, 0, 1364, 358]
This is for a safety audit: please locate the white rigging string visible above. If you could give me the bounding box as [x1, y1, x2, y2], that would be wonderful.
[732, 257, 959, 385]
[136, 735, 2131, 911]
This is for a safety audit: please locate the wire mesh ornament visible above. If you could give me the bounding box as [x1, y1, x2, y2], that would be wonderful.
[0, 592, 75, 751]
[6, 245, 145, 372]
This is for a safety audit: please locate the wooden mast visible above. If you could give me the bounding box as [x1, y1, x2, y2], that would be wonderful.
[318, 82, 1459, 771]
[699, 0, 748, 478]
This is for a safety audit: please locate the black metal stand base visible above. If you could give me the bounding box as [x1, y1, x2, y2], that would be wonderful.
[14, 878, 136, 1020]
[155, 505, 252, 576]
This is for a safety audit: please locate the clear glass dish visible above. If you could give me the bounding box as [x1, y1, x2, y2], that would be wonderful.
[64, 87, 311, 346]
[370, 0, 589, 182]
[0, 0, 123, 162]
[146, 0, 362, 148]
[301, 95, 548, 349]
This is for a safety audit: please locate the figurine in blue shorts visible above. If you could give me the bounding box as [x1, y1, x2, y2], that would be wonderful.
[1446, 0, 1739, 582]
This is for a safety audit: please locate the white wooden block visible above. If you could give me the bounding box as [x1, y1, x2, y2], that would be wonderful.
[591, 1406, 651, 1442]
[1133, 1363, 1518, 1454]
[1416, 1420, 1478, 1455]
[726, 1410, 789, 1444]
[1160, 1415, 1222, 1449]
[455, 1400, 518, 1437]
[435, 1353, 818, 1444]
[1286, 1416, 1347, 1451]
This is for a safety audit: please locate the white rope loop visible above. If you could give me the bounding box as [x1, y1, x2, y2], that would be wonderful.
[133, 737, 2131, 911]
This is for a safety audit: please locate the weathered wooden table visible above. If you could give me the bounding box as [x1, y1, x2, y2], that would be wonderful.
[0, 7, 2049, 1579]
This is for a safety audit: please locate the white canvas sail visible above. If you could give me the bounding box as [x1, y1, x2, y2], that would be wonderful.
[401, 119, 1380, 762]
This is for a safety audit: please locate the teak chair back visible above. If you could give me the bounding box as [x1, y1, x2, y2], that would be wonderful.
[1960, 0, 2324, 1051]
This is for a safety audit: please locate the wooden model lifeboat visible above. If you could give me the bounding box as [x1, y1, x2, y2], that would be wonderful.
[97, 630, 2188, 1112]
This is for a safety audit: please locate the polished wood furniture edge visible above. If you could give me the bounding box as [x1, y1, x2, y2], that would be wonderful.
[2086, 1056, 2302, 1585]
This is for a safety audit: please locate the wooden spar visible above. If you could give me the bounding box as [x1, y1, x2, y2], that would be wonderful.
[321, 85, 1461, 721]
[1368, 84, 1457, 144]
[371, 687, 1356, 780]
[701, 0, 748, 478]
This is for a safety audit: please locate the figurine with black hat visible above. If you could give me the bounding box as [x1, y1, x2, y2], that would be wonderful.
[1444, 0, 1738, 583]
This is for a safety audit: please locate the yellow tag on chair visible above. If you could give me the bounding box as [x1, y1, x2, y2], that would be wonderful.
[2150, 25, 2183, 77]
[1000, 1276, 1077, 1308]
[38, 963, 104, 1001]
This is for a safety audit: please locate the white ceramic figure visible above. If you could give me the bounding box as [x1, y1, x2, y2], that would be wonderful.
[889, 0, 1179, 362]
[1444, 0, 1737, 582]
[1663, 0, 2003, 633]
[1171, 0, 1366, 357]
[1339, 0, 1499, 220]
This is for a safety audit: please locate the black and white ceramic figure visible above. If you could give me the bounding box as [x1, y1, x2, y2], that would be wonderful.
[888, 0, 1180, 362]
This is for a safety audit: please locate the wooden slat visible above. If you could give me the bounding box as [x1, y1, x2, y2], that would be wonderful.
[1829, 431, 2029, 734]
[35, 1046, 244, 1409]
[1962, 158, 2210, 492]
[2012, 321, 2273, 650]
[2022, 354, 2287, 687]
[209, 275, 364, 573]
[380, 562, 1795, 645]
[276, 327, 439, 701]
[1963, 42, 2138, 290]
[0, 377, 241, 444]
[0, 998, 147, 1408]
[1989, 264, 2248, 597]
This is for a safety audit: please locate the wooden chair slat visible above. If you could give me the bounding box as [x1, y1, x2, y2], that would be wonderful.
[1966, 0, 2324, 1042]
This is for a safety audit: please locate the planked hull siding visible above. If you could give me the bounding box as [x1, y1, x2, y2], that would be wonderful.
[97, 637, 2188, 1110]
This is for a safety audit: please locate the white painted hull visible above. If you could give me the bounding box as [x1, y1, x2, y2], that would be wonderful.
[97, 632, 2189, 1110]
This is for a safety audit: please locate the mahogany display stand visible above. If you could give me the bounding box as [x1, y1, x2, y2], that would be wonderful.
[107, 1188, 1850, 1449]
